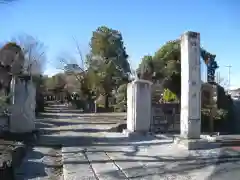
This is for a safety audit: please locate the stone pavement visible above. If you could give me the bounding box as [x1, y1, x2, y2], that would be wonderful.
[60, 118, 240, 180]
[13, 104, 240, 180]
[14, 119, 63, 180]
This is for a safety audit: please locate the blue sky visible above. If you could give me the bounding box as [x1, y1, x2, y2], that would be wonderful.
[1, 0, 240, 89]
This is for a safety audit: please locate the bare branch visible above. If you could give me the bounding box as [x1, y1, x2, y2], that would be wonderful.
[72, 36, 84, 70]
[56, 37, 89, 82]
[0, 42, 25, 75]
[57, 56, 83, 83]
[11, 34, 46, 75]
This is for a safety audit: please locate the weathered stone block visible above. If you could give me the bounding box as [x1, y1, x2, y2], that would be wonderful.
[174, 136, 220, 150]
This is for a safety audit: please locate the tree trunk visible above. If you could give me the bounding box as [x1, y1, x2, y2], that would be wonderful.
[105, 94, 109, 109]
[209, 85, 215, 133]
[209, 108, 214, 133]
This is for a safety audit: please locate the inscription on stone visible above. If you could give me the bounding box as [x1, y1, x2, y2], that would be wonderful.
[152, 105, 180, 133]
[190, 41, 197, 47]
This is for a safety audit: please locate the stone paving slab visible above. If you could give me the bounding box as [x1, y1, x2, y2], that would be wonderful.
[85, 150, 127, 180]
[62, 147, 96, 180]
[99, 133, 193, 179]
[99, 132, 240, 180]
[58, 114, 240, 180]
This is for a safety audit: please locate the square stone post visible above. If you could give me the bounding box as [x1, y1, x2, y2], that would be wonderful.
[10, 77, 36, 133]
[180, 31, 201, 139]
[124, 79, 152, 136]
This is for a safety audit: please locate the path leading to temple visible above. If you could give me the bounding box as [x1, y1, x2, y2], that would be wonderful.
[15, 104, 240, 180]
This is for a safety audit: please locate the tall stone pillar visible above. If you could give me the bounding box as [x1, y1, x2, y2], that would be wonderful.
[180, 31, 201, 139]
[124, 79, 152, 136]
[10, 77, 36, 133]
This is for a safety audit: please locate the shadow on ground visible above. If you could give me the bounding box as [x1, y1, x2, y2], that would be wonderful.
[33, 103, 240, 179]
[103, 155, 240, 179]
[35, 123, 240, 179]
[51, 130, 240, 180]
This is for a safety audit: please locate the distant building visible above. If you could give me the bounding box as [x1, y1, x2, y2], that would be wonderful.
[64, 64, 83, 74]
[229, 88, 240, 100]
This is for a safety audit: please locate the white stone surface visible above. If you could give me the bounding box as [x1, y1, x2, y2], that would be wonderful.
[180, 31, 201, 139]
[61, 122, 240, 180]
[10, 77, 36, 133]
[127, 80, 152, 133]
[62, 147, 97, 180]
[100, 131, 223, 180]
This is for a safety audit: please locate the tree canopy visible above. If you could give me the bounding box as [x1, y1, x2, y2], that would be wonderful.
[83, 26, 131, 107]
[0, 42, 24, 90]
[137, 39, 215, 97]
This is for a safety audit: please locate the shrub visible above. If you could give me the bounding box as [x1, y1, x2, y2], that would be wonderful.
[162, 88, 178, 102]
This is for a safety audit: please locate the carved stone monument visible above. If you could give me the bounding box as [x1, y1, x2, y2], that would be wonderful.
[180, 31, 201, 139]
[174, 31, 216, 150]
[9, 76, 36, 133]
[123, 79, 152, 136]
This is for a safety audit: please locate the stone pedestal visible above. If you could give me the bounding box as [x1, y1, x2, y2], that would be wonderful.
[9, 77, 36, 133]
[124, 79, 152, 136]
[174, 136, 219, 150]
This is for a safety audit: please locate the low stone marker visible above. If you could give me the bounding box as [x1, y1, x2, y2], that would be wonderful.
[123, 79, 152, 137]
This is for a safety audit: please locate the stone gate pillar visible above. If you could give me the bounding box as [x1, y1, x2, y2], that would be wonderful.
[180, 31, 201, 139]
[124, 79, 152, 136]
[10, 76, 36, 133]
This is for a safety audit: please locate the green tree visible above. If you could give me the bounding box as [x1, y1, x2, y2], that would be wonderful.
[87, 26, 131, 108]
[64, 74, 81, 94]
[151, 40, 181, 97]
[137, 39, 213, 98]
[136, 55, 154, 80]
[114, 83, 127, 112]
[89, 26, 130, 74]
[137, 40, 181, 96]
[45, 73, 66, 94]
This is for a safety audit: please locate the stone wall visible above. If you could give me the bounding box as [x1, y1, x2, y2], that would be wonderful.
[232, 100, 240, 133]
[151, 103, 180, 133]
